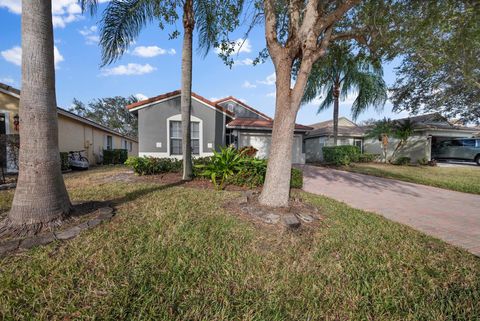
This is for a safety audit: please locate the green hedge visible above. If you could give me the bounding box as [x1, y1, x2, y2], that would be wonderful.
[103, 149, 128, 165]
[357, 153, 378, 163]
[60, 152, 70, 171]
[322, 145, 361, 166]
[290, 168, 303, 188]
[393, 156, 411, 165]
[124, 156, 182, 175]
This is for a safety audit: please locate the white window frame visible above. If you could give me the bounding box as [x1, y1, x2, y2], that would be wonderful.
[166, 114, 203, 156]
[105, 135, 113, 150]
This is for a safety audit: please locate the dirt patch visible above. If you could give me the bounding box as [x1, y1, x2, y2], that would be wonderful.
[223, 191, 322, 232]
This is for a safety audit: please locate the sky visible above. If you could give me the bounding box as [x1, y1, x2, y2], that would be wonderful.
[0, 0, 410, 126]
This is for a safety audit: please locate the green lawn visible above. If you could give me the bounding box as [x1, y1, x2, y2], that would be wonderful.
[0, 167, 479, 320]
[342, 163, 480, 194]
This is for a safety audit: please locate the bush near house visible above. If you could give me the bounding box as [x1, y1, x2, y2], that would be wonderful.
[60, 152, 70, 171]
[393, 156, 411, 166]
[103, 149, 128, 165]
[125, 156, 182, 175]
[357, 153, 378, 163]
[322, 145, 361, 166]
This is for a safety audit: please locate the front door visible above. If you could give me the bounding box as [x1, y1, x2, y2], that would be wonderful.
[0, 113, 6, 168]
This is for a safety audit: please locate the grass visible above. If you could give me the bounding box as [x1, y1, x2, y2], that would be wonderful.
[1, 166, 479, 320]
[342, 163, 480, 194]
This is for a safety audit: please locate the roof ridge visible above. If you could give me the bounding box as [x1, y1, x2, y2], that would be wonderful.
[214, 96, 273, 121]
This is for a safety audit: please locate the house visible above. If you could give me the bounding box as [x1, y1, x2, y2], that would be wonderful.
[127, 90, 312, 164]
[304, 117, 365, 162]
[0, 82, 138, 173]
[304, 113, 479, 163]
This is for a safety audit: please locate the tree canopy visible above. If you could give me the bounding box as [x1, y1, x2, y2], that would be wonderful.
[70, 96, 139, 137]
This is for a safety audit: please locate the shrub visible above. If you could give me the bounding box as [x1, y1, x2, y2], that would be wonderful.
[60, 152, 70, 171]
[322, 145, 361, 166]
[125, 156, 182, 175]
[393, 156, 411, 165]
[103, 149, 128, 165]
[357, 153, 378, 163]
[238, 146, 258, 158]
[417, 157, 428, 166]
[228, 157, 268, 188]
[290, 168, 303, 188]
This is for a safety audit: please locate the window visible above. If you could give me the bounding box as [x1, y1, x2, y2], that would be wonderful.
[169, 121, 200, 155]
[353, 139, 363, 152]
[129, 142, 133, 152]
[105, 135, 113, 150]
[123, 139, 128, 150]
[461, 139, 475, 147]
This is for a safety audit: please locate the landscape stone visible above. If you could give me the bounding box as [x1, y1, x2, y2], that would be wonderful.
[263, 213, 280, 224]
[244, 190, 256, 200]
[55, 226, 82, 240]
[296, 212, 314, 223]
[283, 214, 301, 229]
[87, 218, 103, 228]
[0, 239, 20, 256]
[237, 195, 248, 205]
[96, 207, 115, 220]
[20, 233, 55, 249]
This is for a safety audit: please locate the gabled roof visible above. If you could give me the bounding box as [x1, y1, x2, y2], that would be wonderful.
[0, 82, 138, 142]
[306, 117, 365, 138]
[227, 118, 313, 131]
[126, 89, 235, 117]
[214, 96, 273, 121]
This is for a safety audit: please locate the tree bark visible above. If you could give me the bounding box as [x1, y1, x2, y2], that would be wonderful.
[333, 84, 340, 145]
[181, 0, 194, 181]
[259, 66, 297, 207]
[7, 0, 71, 228]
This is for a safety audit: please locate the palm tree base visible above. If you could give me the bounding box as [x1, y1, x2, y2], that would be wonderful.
[0, 212, 69, 239]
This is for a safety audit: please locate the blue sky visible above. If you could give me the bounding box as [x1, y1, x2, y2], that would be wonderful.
[0, 0, 409, 125]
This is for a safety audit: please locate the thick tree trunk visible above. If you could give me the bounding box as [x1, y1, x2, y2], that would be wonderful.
[181, 0, 194, 181]
[259, 67, 297, 207]
[7, 0, 71, 228]
[332, 85, 340, 146]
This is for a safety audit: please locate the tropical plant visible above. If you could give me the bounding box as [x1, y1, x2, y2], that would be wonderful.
[391, 119, 415, 161]
[1, 0, 71, 236]
[195, 146, 245, 189]
[80, 0, 243, 181]
[302, 43, 388, 145]
[365, 118, 394, 163]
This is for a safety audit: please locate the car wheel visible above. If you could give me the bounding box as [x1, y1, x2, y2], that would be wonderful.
[475, 155, 480, 166]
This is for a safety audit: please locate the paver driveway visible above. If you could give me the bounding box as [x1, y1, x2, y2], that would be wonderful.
[300, 165, 480, 256]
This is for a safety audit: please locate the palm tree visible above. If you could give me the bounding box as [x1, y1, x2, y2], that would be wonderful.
[303, 43, 388, 145]
[1, 0, 71, 236]
[81, 0, 242, 180]
[365, 118, 394, 163]
[391, 118, 415, 161]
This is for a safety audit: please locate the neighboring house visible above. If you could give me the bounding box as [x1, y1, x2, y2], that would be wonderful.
[304, 113, 479, 163]
[127, 90, 312, 164]
[304, 117, 365, 162]
[0, 82, 138, 173]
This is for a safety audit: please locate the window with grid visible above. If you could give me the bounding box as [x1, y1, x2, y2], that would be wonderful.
[170, 121, 200, 155]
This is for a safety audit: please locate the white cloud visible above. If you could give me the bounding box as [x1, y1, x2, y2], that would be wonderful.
[266, 91, 276, 97]
[0, 0, 89, 28]
[79, 25, 99, 45]
[2, 46, 64, 68]
[234, 58, 254, 66]
[258, 72, 276, 85]
[215, 38, 252, 55]
[100, 63, 156, 76]
[0, 77, 15, 85]
[132, 46, 176, 58]
[134, 93, 148, 101]
[1, 46, 21, 66]
[210, 97, 220, 101]
[242, 81, 256, 89]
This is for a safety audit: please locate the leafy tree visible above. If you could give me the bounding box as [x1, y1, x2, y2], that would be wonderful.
[1, 0, 71, 235]
[365, 118, 394, 163]
[80, 0, 243, 180]
[390, 1, 480, 123]
[302, 43, 387, 145]
[70, 96, 139, 137]
[390, 118, 414, 161]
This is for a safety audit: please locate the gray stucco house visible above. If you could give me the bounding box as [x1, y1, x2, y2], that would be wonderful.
[127, 90, 312, 164]
[304, 113, 479, 163]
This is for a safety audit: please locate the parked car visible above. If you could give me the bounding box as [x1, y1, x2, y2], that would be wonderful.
[432, 138, 480, 165]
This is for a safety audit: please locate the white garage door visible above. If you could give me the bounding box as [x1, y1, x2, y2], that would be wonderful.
[239, 133, 304, 164]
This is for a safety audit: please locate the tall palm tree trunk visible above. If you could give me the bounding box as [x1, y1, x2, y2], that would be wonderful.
[181, 0, 194, 181]
[332, 84, 340, 146]
[4, 0, 71, 233]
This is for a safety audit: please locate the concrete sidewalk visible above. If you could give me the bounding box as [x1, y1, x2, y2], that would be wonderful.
[300, 165, 480, 256]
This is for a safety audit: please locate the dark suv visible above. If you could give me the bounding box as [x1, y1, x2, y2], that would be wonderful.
[432, 138, 480, 165]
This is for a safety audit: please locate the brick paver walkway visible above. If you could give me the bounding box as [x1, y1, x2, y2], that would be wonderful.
[300, 165, 480, 256]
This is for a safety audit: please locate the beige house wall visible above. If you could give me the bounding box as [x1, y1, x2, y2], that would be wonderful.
[1, 91, 138, 167]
